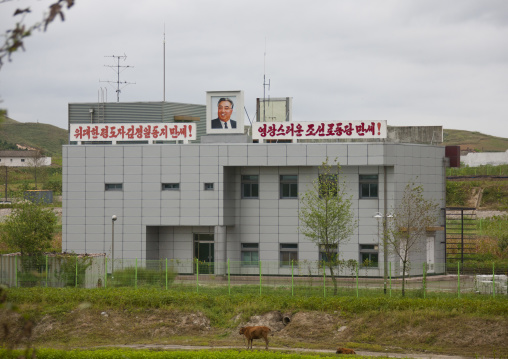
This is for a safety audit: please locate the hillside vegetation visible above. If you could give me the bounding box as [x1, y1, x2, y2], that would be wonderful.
[0, 114, 67, 157]
[443, 129, 508, 152]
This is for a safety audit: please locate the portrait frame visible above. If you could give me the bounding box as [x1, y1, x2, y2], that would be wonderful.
[206, 90, 244, 134]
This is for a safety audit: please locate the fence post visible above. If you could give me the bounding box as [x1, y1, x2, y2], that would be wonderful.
[323, 261, 326, 299]
[291, 260, 294, 297]
[259, 260, 262, 296]
[356, 262, 359, 298]
[423, 262, 426, 299]
[75, 255, 78, 288]
[105, 257, 108, 288]
[389, 262, 392, 298]
[135, 258, 138, 289]
[45, 255, 48, 288]
[492, 262, 495, 299]
[228, 258, 231, 296]
[457, 262, 460, 298]
[165, 258, 168, 290]
[196, 258, 199, 293]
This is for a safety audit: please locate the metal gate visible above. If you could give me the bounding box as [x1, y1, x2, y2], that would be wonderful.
[445, 207, 477, 265]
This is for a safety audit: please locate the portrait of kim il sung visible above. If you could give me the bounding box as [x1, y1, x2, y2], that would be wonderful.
[206, 90, 244, 134]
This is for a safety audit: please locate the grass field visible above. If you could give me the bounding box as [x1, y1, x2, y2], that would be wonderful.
[1, 287, 507, 358]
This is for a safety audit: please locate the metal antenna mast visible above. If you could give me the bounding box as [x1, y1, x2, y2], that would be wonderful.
[263, 39, 270, 122]
[163, 24, 166, 102]
[101, 54, 135, 102]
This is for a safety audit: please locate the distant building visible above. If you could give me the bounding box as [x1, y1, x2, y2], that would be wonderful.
[461, 150, 508, 167]
[0, 150, 52, 167]
[63, 100, 451, 278]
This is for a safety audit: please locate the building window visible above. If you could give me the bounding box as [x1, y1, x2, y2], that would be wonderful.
[162, 183, 180, 191]
[280, 243, 298, 266]
[359, 175, 378, 199]
[360, 244, 379, 267]
[319, 244, 338, 264]
[319, 174, 338, 198]
[21, 159, 25, 162]
[105, 183, 123, 191]
[242, 175, 259, 199]
[241, 243, 259, 266]
[280, 175, 298, 199]
[204, 183, 214, 191]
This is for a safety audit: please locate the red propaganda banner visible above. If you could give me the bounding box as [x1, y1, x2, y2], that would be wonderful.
[252, 121, 387, 140]
[70, 123, 196, 142]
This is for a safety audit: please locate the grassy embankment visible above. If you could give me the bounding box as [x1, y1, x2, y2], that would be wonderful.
[2, 287, 508, 358]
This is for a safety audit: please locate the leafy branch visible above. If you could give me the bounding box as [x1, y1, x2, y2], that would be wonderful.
[0, 0, 75, 70]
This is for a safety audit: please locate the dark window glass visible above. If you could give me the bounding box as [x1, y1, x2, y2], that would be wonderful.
[359, 175, 378, 199]
[105, 183, 123, 191]
[280, 175, 298, 199]
[242, 175, 259, 199]
[162, 183, 180, 190]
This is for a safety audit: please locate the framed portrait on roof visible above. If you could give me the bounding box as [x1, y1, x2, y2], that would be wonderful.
[206, 90, 244, 134]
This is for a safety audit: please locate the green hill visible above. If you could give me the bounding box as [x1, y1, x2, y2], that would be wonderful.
[0, 113, 67, 158]
[443, 129, 508, 152]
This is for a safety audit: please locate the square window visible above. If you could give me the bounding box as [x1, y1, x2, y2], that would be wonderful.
[241, 243, 259, 266]
[204, 183, 214, 191]
[360, 244, 379, 267]
[280, 175, 298, 199]
[280, 243, 298, 266]
[162, 183, 180, 191]
[242, 175, 259, 199]
[105, 183, 123, 191]
[359, 175, 378, 199]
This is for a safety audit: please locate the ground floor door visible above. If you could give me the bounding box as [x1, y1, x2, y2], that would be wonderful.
[194, 233, 214, 274]
[426, 236, 435, 273]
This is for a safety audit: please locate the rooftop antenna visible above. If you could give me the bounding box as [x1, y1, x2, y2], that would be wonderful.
[163, 24, 166, 102]
[263, 38, 270, 122]
[100, 54, 135, 102]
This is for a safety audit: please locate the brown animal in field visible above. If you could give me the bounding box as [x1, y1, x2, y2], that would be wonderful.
[336, 347, 356, 354]
[239, 326, 271, 349]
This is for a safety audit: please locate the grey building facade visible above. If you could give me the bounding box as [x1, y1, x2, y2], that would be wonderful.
[63, 101, 447, 277]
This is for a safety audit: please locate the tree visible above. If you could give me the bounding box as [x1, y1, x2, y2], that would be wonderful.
[0, 0, 75, 70]
[26, 149, 47, 189]
[385, 182, 440, 296]
[1, 198, 57, 256]
[298, 159, 358, 295]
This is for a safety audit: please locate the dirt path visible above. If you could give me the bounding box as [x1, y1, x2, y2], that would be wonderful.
[94, 344, 472, 359]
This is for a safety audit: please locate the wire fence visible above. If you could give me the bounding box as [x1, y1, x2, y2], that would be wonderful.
[1, 255, 507, 299]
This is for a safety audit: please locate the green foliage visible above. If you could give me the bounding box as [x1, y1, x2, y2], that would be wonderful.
[112, 265, 177, 288]
[0, 348, 346, 359]
[1, 199, 58, 255]
[53, 255, 93, 287]
[445, 181, 470, 206]
[44, 178, 62, 194]
[6, 287, 508, 318]
[0, 120, 67, 158]
[298, 159, 358, 294]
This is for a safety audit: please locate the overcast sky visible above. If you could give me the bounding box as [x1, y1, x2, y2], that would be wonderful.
[1, 0, 508, 138]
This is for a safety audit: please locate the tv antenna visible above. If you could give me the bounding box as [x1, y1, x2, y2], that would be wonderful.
[100, 54, 135, 102]
[263, 38, 270, 122]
